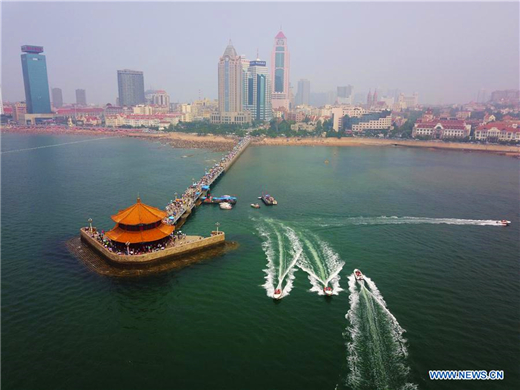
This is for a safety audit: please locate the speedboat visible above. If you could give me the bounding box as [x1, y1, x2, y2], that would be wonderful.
[273, 288, 283, 300]
[354, 269, 364, 281]
[498, 220, 511, 226]
[219, 202, 233, 210]
[251, 203, 260, 209]
[323, 286, 333, 296]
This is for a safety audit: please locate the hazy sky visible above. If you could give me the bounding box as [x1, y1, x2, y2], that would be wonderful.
[2, 1, 519, 105]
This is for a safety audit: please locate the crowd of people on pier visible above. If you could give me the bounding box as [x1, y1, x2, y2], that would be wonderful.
[165, 137, 250, 224]
[86, 228, 187, 256]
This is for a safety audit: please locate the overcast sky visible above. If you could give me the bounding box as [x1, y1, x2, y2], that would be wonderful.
[2, 1, 519, 105]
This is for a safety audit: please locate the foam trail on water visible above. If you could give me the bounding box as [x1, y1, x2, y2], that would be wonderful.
[1, 137, 109, 154]
[257, 219, 302, 298]
[313, 216, 508, 228]
[297, 232, 345, 295]
[344, 273, 417, 390]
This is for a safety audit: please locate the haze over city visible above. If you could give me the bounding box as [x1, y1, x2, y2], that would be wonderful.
[2, 1, 519, 105]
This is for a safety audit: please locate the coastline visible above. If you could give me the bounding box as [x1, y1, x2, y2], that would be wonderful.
[252, 136, 520, 157]
[3, 126, 518, 156]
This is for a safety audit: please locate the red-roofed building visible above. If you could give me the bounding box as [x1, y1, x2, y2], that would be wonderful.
[56, 107, 104, 118]
[412, 119, 470, 139]
[474, 122, 520, 142]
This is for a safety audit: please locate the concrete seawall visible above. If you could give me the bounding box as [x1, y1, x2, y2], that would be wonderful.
[80, 228, 225, 265]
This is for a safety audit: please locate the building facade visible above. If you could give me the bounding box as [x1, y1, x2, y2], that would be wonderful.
[21, 45, 51, 113]
[412, 119, 470, 139]
[218, 41, 243, 113]
[244, 60, 272, 121]
[215, 41, 250, 124]
[117, 69, 145, 107]
[296, 79, 310, 106]
[51, 88, 63, 108]
[337, 85, 353, 105]
[76, 89, 87, 106]
[271, 31, 290, 111]
[474, 122, 520, 142]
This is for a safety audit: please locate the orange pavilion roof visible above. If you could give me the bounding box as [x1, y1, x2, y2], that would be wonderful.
[111, 197, 167, 225]
[105, 223, 174, 244]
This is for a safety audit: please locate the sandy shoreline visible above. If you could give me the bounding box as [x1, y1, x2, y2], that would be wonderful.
[252, 137, 520, 157]
[3, 126, 518, 157]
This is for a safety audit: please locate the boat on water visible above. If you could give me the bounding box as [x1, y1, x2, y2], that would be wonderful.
[273, 288, 283, 300]
[251, 203, 260, 209]
[260, 192, 278, 206]
[219, 202, 233, 210]
[323, 286, 333, 296]
[498, 220, 511, 226]
[201, 195, 237, 205]
[354, 269, 364, 281]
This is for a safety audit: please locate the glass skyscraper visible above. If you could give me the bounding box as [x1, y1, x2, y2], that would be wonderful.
[21, 45, 51, 114]
[244, 60, 272, 121]
[117, 70, 145, 107]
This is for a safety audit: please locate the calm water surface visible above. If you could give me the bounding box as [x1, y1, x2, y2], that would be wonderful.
[2, 133, 519, 390]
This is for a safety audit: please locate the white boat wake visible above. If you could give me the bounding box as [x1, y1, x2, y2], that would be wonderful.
[1, 137, 109, 154]
[314, 216, 508, 228]
[257, 219, 302, 299]
[297, 232, 345, 296]
[345, 272, 417, 390]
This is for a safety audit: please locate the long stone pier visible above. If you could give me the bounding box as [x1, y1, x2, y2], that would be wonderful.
[167, 137, 251, 229]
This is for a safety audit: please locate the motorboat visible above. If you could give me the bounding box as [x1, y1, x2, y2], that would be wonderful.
[273, 288, 283, 300]
[219, 202, 233, 210]
[498, 220, 511, 226]
[323, 286, 333, 296]
[251, 203, 260, 209]
[261, 192, 278, 206]
[354, 269, 364, 281]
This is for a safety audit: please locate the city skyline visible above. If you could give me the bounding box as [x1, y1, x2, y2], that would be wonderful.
[2, 2, 519, 105]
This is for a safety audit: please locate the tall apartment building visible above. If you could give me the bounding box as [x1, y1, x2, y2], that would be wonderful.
[52, 88, 63, 108]
[296, 79, 310, 106]
[76, 89, 87, 106]
[117, 69, 145, 107]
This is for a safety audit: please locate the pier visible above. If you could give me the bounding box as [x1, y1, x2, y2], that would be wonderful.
[79, 136, 250, 269]
[166, 136, 251, 229]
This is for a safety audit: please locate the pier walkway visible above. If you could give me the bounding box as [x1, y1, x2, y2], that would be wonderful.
[165, 137, 250, 228]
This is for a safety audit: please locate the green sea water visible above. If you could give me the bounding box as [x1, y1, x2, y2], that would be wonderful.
[2, 133, 519, 390]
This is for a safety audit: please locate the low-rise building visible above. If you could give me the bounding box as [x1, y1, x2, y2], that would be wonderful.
[474, 122, 520, 142]
[210, 111, 251, 125]
[290, 122, 317, 132]
[412, 119, 470, 139]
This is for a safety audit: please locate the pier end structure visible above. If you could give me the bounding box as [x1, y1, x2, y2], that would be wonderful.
[80, 228, 225, 265]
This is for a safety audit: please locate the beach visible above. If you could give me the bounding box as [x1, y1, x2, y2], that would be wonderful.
[3, 126, 519, 156]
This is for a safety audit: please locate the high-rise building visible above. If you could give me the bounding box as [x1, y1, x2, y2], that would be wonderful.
[117, 69, 145, 107]
[337, 85, 353, 105]
[21, 45, 51, 114]
[477, 89, 487, 103]
[271, 30, 290, 111]
[76, 89, 87, 106]
[52, 88, 63, 108]
[244, 59, 272, 121]
[296, 79, 310, 106]
[218, 41, 243, 113]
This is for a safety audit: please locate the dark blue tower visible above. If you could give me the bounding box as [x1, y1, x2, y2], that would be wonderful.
[21, 45, 51, 114]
